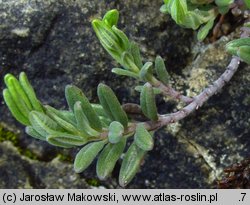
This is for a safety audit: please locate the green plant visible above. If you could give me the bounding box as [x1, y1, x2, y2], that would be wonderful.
[2, 3, 250, 187]
[160, 0, 250, 41]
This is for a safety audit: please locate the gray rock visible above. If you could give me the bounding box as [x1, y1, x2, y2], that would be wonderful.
[0, 0, 249, 188]
[0, 141, 90, 188]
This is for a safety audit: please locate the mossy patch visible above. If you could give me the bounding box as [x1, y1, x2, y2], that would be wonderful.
[56, 153, 73, 163]
[86, 178, 101, 187]
[0, 125, 18, 146]
[0, 124, 38, 160]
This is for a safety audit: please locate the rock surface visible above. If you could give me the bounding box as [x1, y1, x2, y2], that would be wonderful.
[0, 0, 249, 188]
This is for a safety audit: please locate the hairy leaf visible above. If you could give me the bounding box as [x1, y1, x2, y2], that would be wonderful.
[4, 75, 32, 120]
[65, 85, 102, 131]
[5, 74, 32, 110]
[19, 72, 44, 112]
[134, 124, 154, 151]
[135, 86, 162, 95]
[121, 51, 139, 73]
[47, 133, 88, 147]
[108, 121, 124, 144]
[140, 83, 158, 121]
[74, 141, 106, 173]
[102, 9, 119, 27]
[25, 126, 46, 141]
[97, 84, 128, 127]
[139, 62, 153, 82]
[45, 106, 81, 136]
[155, 56, 170, 85]
[45, 105, 76, 126]
[119, 143, 146, 187]
[29, 111, 63, 137]
[112, 68, 139, 79]
[3, 89, 30, 125]
[96, 138, 126, 180]
[112, 25, 130, 51]
[238, 46, 250, 64]
[74, 101, 100, 137]
[129, 42, 143, 69]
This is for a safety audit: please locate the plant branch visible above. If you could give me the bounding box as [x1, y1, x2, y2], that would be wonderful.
[99, 20, 250, 140]
[142, 55, 241, 131]
[143, 17, 250, 132]
[151, 78, 194, 104]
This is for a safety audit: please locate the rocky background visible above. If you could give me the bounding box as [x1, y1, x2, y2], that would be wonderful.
[0, 0, 249, 188]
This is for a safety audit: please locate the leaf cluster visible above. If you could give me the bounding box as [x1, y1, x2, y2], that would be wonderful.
[2, 6, 250, 187]
[160, 0, 235, 41]
[226, 23, 250, 64]
[3, 70, 156, 186]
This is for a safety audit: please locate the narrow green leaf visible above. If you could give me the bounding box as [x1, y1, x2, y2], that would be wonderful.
[155, 56, 170, 85]
[46, 137, 74, 148]
[3, 89, 30, 125]
[45, 106, 81, 136]
[215, 0, 233, 7]
[140, 83, 158, 121]
[65, 85, 102, 131]
[135, 86, 162, 95]
[97, 139, 126, 180]
[102, 9, 119, 27]
[170, 0, 188, 24]
[226, 38, 250, 52]
[74, 101, 100, 137]
[91, 104, 107, 117]
[19, 72, 44, 112]
[74, 141, 106, 173]
[47, 133, 88, 147]
[92, 19, 122, 53]
[91, 104, 112, 126]
[45, 106, 76, 126]
[108, 121, 124, 144]
[121, 51, 139, 73]
[25, 126, 46, 141]
[139, 62, 153, 82]
[97, 84, 128, 127]
[244, 0, 250, 8]
[29, 111, 63, 137]
[4, 75, 32, 119]
[99, 116, 112, 127]
[130, 42, 143, 69]
[238, 46, 250, 64]
[4, 74, 32, 110]
[112, 25, 130, 51]
[119, 143, 146, 187]
[190, 0, 214, 4]
[134, 124, 154, 151]
[112, 68, 139, 79]
[197, 18, 214, 41]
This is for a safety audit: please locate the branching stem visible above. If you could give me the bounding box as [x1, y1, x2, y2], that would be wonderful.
[99, 19, 249, 140]
[152, 79, 194, 104]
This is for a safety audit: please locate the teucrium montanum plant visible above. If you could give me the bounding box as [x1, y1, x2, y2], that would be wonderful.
[2, 4, 250, 187]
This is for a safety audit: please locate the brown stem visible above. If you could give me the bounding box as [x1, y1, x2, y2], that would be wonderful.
[151, 78, 193, 104]
[122, 103, 142, 115]
[212, 14, 225, 42]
